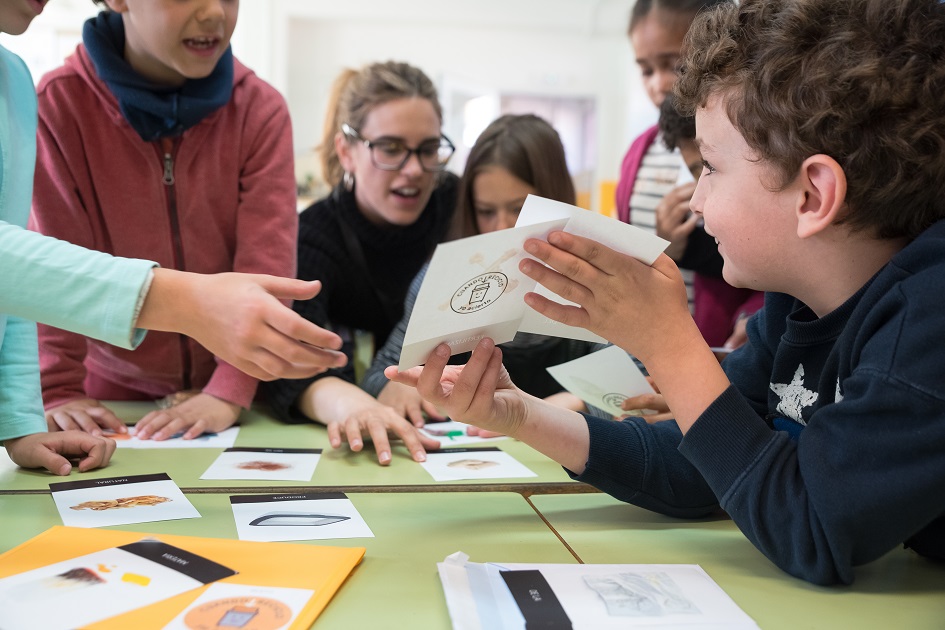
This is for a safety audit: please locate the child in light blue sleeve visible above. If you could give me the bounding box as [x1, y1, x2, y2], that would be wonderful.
[0, 0, 346, 475]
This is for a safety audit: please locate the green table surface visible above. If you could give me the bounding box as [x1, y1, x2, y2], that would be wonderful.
[0, 402, 587, 494]
[530, 493, 945, 630]
[0, 491, 576, 629]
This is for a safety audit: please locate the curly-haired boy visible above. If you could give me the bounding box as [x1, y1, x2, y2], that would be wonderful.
[388, 0, 945, 585]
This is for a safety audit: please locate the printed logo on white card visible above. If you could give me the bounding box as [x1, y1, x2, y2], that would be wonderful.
[451, 272, 508, 314]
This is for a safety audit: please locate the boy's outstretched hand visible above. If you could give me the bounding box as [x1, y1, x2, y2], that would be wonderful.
[139, 271, 348, 382]
[384, 339, 528, 439]
[4, 431, 116, 476]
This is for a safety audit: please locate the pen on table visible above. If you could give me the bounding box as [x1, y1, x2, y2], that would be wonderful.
[425, 428, 466, 438]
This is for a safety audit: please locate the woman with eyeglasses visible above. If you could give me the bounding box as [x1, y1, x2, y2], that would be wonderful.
[265, 61, 457, 462]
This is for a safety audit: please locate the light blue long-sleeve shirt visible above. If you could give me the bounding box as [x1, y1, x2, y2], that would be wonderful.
[0, 45, 155, 442]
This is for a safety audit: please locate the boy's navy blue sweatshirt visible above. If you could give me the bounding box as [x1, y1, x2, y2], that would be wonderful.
[572, 218, 945, 585]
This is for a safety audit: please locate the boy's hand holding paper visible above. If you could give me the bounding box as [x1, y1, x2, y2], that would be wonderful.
[399, 196, 668, 369]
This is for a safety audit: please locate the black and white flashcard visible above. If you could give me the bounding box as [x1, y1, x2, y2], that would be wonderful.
[546, 345, 656, 418]
[420, 447, 537, 481]
[230, 492, 374, 542]
[107, 425, 240, 449]
[0, 539, 235, 630]
[49, 473, 200, 528]
[200, 447, 322, 481]
[163, 583, 315, 630]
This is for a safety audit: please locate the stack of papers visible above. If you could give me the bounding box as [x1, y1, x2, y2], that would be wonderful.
[438, 552, 758, 629]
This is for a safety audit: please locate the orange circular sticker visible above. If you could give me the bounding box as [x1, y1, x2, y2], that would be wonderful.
[184, 596, 293, 630]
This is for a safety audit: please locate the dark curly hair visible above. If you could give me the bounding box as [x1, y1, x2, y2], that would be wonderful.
[675, 0, 945, 240]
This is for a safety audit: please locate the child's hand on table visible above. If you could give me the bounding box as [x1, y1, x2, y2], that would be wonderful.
[4, 431, 116, 475]
[45, 398, 125, 436]
[133, 392, 240, 440]
[326, 403, 441, 466]
[377, 380, 446, 428]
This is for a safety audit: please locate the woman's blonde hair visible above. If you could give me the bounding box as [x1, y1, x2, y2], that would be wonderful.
[318, 61, 442, 188]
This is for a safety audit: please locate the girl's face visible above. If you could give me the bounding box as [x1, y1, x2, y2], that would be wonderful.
[630, 10, 691, 109]
[104, 0, 238, 87]
[338, 97, 442, 227]
[471, 166, 536, 234]
[0, 0, 49, 36]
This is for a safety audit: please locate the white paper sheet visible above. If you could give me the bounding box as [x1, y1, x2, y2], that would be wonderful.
[546, 345, 656, 417]
[438, 553, 759, 630]
[108, 425, 240, 449]
[399, 195, 668, 369]
[420, 420, 508, 447]
[0, 541, 233, 630]
[420, 447, 536, 481]
[230, 492, 374, 542]
[49, 473, 200, 528]
[200, 447, 322, 481]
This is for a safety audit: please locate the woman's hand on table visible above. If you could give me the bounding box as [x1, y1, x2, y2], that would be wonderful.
[377, 380, 445, 428]
[326, 404, 441, 466]
[133, 392, 240, 440]
[45, 398, 125, 436]
[4, 431, 116, 475]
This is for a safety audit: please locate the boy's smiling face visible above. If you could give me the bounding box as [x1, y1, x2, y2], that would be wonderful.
[691, 95, 802, 293]
[104, 0, 237, 87]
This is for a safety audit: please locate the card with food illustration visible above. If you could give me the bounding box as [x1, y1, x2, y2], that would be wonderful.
[49, 473, 200, 528]
[0, 538, 234, 630]
[230, 492, 374, 542]
[419, 447, 537, 481]
[419, 420, 508, 447]
[200, 447, 322, 481]
[546, 345, 656, 418]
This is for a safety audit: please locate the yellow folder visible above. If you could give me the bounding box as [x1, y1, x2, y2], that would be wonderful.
[0, 525, 364, 629]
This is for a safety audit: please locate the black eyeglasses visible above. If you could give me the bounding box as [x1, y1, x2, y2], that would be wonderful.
[342, 123, 455, 172]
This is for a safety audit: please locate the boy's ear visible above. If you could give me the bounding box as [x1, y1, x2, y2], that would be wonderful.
[795, 154, 847, 239]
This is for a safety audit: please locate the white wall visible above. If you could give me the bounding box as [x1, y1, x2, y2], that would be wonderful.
[232, 0, 658, 211]
[6, 0, 659, 212]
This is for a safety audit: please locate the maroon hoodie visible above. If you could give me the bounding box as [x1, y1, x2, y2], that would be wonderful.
[29, 46, 297, 409]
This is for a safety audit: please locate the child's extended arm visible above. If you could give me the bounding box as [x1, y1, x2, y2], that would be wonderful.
[518, 231, 730, 434]
[386, 340, 591, 474]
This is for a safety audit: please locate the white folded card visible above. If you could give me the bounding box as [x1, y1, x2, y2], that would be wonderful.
[399, 195, 668, 369]
[546, 345, 656, 417]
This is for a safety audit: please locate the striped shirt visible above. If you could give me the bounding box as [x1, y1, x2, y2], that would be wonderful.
[627, 136, 695, 311]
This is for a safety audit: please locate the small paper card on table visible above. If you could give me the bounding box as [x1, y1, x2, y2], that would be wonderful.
[0, 538, 234, 630]
[546, 345, 656, 417]
[200, 447, 322, 481]
[420, 420, 507, 447]
[163, 582, 315, 630]
[420, 447, 537, 481]
[230, 492, 374, 542]
[109, 425, 240, 449]
[50, 473, 200, 528]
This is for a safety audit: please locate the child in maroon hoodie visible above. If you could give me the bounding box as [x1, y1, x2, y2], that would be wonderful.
[30, 0, 297, 441]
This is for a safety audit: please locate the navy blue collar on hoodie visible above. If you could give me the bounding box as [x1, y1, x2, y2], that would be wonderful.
[83, 12, 234, 142]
